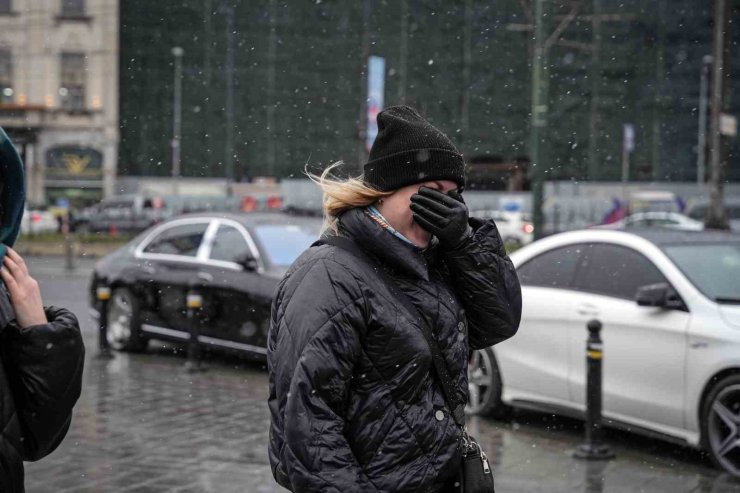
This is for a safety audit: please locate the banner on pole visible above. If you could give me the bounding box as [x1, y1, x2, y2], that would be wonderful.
[366, 56, 386, 151]
[623, 123, 635, 153]
[720, 113, 737, 137]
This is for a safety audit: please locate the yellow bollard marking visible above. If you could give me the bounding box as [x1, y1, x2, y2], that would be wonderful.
[186, 294, 203, 309]
[96, 287, 111, 301]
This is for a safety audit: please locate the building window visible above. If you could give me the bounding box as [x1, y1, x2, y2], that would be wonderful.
[0, 0, 10, 14]
[61, 0, 85, 17]
[60, 53, 86, 111]
[0, 49, 12, 104]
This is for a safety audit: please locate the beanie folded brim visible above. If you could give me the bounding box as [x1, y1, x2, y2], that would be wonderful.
[363, 148, 466, 192]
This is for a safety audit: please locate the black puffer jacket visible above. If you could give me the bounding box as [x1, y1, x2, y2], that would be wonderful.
[268, 208, 521, 492]
[0, 289, 85, 492]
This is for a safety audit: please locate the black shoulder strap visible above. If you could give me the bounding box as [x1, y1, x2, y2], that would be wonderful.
[315, 235, 467, 427]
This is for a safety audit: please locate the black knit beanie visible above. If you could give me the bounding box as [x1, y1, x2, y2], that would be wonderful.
[363, 106, 466, 192]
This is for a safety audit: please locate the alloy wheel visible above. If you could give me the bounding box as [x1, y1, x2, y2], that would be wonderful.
[707, 383, 740, 476]
[107, 290, 133, 350]
[466, 349, 495, 415]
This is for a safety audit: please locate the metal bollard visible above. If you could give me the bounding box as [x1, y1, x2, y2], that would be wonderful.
[62, 212, 75, 272]
[95, 284, 115, 359]
[574, 319, 615, 460]
[184, 282, 207, 373]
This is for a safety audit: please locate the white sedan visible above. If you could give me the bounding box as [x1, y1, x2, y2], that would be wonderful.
[470, 210, 534, 248]
[597, 211, 704, 231]
[467, 228, 740, 475]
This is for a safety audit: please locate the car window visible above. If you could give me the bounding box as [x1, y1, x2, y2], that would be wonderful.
[253, 224, 320, 267]
[143, 222, 208, 257]
[688, 205, 707, 220]
[517, 244, 585, 288]
[663, 243, 740, 302]
[655, 218, 676, 225]
[210, 224, 251, 263]
[575, 244, 667, 300]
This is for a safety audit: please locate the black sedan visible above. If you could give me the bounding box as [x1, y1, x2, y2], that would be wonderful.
[89, 212, 322, 358]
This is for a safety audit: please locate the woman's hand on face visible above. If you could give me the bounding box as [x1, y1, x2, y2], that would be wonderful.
[1, 247, 47, 328]
[409, 187, 471, 250]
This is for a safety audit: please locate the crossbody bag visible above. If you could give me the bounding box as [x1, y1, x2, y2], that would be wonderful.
[315, 235, 495, 493]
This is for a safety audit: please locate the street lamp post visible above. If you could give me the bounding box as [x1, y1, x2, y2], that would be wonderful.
[697, 55, 712, 187]
[707, 0, 730, 230]
[219, 4, 236, 186]
[171, 46, 184, 197]
[530, 0, 549, 240]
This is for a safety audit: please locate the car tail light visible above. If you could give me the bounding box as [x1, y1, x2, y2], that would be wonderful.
[522, 223, 534, 234]
[31, 213, 42, 223]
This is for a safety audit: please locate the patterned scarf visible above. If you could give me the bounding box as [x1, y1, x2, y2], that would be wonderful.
[364, 205, 419, 248]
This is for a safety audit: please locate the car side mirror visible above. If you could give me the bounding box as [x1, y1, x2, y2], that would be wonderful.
[636, 282, 686, 311]
[235, 252, 259, 272]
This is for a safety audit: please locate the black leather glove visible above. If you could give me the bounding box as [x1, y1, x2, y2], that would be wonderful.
[410, 187, 472, 250]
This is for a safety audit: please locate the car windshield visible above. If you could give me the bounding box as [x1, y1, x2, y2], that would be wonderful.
[663, 243, 740, 302]
[253, 224, 320, 267]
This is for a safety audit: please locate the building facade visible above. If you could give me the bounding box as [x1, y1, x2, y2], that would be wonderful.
[118, 1, 740, 184]
[0, 0, 118, 206]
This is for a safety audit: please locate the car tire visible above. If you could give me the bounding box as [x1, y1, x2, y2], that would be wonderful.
[466, 347, 510, 419]
[105, 287, 148, 353]
[701, 374, 740, 477]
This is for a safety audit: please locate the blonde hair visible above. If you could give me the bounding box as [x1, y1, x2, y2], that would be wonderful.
[306, 162, 393, 233]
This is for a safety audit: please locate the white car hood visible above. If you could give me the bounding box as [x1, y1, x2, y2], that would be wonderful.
[719, 305, 740, 329]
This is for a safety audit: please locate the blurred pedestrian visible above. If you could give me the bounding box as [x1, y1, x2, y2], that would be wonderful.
[0, 127, 85, 492]
[267, 106, 522, 492]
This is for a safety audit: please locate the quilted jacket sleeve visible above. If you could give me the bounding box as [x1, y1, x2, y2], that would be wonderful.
[268, 257, 379, 493]
[443, 218, 522, 350]
[1, 305, 85, 461]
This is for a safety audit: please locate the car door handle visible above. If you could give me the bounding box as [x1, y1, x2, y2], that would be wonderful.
[196, 272, 214, 283]
[577, 310, 600, 317]
[576, 304, 600, 317]
[140, 265, 156, 275]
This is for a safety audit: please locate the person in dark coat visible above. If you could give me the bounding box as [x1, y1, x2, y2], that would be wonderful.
[0, 127, 85, 492]
[268, 106, 522, 492]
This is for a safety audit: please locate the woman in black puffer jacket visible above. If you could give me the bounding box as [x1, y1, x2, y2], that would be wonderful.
[268, 106, 521, 492]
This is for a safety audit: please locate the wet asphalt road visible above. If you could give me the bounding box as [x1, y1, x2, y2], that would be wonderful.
[20, 256, 740, 492]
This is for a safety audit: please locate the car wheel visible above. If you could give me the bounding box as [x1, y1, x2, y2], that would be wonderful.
[466, 347, 509, 419]
[106, 287, 148, 352]
[702, 374, 740, 476]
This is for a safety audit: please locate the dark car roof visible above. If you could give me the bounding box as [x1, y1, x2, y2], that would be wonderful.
[626, 228, 740, 247]
[164, 211, 322, 228]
